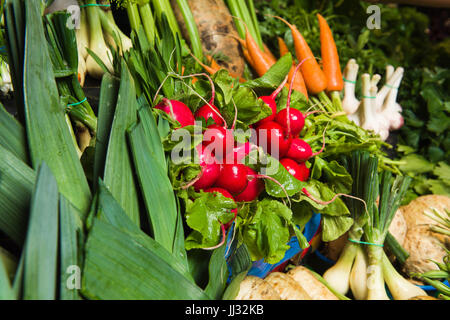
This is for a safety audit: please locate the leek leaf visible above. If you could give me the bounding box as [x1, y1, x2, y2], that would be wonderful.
[103, 61, 140, 226]
[22, 162, 59, 300]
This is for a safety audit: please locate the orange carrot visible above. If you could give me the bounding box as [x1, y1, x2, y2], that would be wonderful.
[287, 64, 308, 100]
[278, 37, 308, 99]
[190, 53, 220, 75]
[274, 16, 327, 95]
[245, 28, 274, 77]
[263, 43, 277, 64]
[317, 14, 343, 92]
[278, 37, 290, 57]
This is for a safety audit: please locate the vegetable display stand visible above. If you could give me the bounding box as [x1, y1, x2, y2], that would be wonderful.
[225, 213, 322, 280]
[314, 248, 449, 296]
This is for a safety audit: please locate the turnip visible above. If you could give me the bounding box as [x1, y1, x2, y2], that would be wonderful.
[234, 167, 265, 202]
[192, 144, 221, 191]
[155, 98, 195, 128]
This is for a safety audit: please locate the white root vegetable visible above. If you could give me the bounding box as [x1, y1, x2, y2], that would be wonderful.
[264, 272, 312, 300]
[380, 67, 405, 130]
[76, 7, 89, 60]
[360, 75, 389, 141]
[77, 52, 87, 87]
[366, 245, 390, 300]
[323, 241, 359, 295]
[342, 59, 360, 115]
[85, 2, 113, 79]
[381, 252, 427, 300]
[234, 276, 281, 300]
[388, 208, 408, 247]
[349, 245, 368, 300]
[287, 266, 339, 300]
[400, 195, 450, 275]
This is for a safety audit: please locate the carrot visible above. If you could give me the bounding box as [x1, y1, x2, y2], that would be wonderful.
[274, 16, 327, 95]
[263, 43, 277, 64]
[190, 53, 220, 75]
[278, 37, 290, 57]
[206, 55, 221, 71]
[278, 37, 308, 100]
[317, 14, 343, 92]
[287, 64, 308, 100]
[245, 28, 274, 77]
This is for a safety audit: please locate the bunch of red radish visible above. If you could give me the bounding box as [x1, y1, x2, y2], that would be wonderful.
[155, 69, 324, 231]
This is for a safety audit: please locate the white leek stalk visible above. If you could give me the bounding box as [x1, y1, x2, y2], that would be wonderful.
[361, 75, 389, 141]
[366, 245, 390, 300]
[381, 68, 404, 130]
[0, 60, 13, 95]
[323, 241, 359, 295]
[85, 0, 113, 79]
[76, 7, 89, 60]
[342, 59, 360, 115]
[382, 252, 426, 300]
[349, 245, 368, 300]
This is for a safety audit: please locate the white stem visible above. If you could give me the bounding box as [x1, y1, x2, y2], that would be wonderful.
[349, 245, 368, 300]
[323, 241, 359, 295]
[381, 68, 404, 130]
[342, 59, 360, 115]
[375, 67, 403, 110]
[382, 252, 426, 300]
[366, 246, 390, 300]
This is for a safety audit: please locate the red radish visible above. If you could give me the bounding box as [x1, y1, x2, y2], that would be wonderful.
[195, 103, 224, 126]
[230, 142, 258, 164]
[203, 124, 235, 163]
[193, 75, 226, 127]
[275, 108, 305, 137]
[256, 121, 292, 158]
[286, 126, 327, 162]
[235, 167, 265, 202]
[214, 163, 249, 196]
[255, 76, 289, 127]
[155, 98, 195, 128]
[286, 138, 312, 162]
[193, 144, 221, 191]
[280, 158, 310, 181]
[205, 187, 238, 229]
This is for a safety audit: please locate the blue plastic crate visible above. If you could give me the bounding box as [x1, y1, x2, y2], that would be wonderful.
[225, 213, 322, 280]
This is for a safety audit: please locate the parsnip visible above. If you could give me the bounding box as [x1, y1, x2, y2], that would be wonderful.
[234, 276, 281, 300]
[287, 266, 339, 300]
[264, 272, 311, 300]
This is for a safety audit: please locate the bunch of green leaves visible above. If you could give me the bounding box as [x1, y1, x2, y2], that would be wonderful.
[43, 12, 97, 134]
[254, 0, 449, 203]
[396, 68, 450, 202]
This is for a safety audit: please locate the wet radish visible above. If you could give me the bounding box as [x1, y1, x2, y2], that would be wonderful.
[280, 158, 310, 181]
[275, 107, 305, 137]
[235, 167, 265, 202]
[195, 103, 224, 127]
[193, 144, 221, 191]
[155, 98, 195, 128]
[214, 163, 249, 196]
[255, 76, 288, 127]
[256, 121, 292, 158]
[203, 124, 235, 163]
